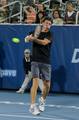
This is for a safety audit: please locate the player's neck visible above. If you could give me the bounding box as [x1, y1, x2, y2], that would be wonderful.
[42, 27, 49, 32]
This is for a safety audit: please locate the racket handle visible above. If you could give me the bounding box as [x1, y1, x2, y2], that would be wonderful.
[25, 36, 29, 42]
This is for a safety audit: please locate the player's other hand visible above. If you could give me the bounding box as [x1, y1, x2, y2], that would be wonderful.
[25, 34, 32, 42]
[28, 35, 35, 41]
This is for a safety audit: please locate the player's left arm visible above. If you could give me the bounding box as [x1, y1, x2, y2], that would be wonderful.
[34, 38, 51, 45]
[28, 32, 52, 45]
[36, 32, 52, 45]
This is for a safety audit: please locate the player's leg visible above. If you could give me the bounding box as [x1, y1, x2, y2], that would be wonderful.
[42, 80, 50, 99]
[29, 62, 40, 115]
[31, 78, 39, 104]
[39, 64, 51, 112]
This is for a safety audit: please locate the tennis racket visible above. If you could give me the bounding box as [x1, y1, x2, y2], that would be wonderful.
[34, 25, 42, 38]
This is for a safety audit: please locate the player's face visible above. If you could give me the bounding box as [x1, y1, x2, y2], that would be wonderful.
[42, 20, 52, 30]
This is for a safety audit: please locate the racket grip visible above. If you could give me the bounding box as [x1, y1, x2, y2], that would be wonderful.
[25, 36, 29, 42]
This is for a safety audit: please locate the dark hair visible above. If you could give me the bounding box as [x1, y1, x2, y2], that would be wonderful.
[42, 16, 52, 23]
[53, 10, 61, 19]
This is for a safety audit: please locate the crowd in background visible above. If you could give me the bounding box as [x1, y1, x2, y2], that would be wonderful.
[0, 0, 79, 24]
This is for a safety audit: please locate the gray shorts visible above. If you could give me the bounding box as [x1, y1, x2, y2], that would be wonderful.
[31, 62, 51, 81]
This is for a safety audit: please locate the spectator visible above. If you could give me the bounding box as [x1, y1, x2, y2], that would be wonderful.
[36, 11, 45, 23]
[0, 4, 5, 22]
[0, 0, 9, 23]
[0, 0, 8, 6]
[23, 6, 36, 24]
[36, 4, 47, 23]
[64, 2, 76, 24]
[52, 9, 63, 25]
[77, 0, 79, 10]
[50, 0, 60, 10]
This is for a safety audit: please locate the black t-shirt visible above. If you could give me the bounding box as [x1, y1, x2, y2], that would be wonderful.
[23, 56, 32, 74]
[32, 31, 52, 64]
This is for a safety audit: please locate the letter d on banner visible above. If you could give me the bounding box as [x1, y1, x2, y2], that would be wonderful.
[71, 48, 79, 63]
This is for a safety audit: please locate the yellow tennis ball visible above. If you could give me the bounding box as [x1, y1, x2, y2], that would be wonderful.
[12, 37, 20, 43]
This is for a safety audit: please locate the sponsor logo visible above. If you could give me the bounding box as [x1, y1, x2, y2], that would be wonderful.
[0, 69, 17, 77]
[71, 48, 79, 63]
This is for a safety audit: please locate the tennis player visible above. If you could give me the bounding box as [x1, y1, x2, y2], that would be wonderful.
[26, 17, 52, 115]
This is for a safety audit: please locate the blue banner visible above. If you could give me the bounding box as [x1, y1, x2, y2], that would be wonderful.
[0, 25, 79, 93]
[0, 25, 34, 89]
[51, 26, 79, 93]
